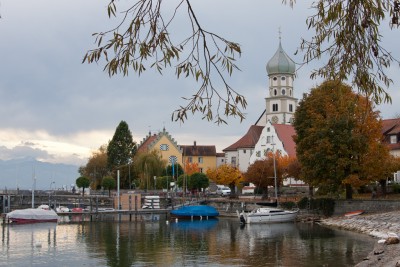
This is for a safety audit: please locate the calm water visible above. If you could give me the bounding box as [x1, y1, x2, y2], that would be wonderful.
[1, 214, 375, 267]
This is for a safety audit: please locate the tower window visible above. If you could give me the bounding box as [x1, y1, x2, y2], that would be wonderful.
[281, 77, 286, 81]
[289, 104, 293, 112]
[274, 89, 277, 96]
[282, 89, 286, 95]
[273, 77, 277, 81]
[272, 104, 278, 112]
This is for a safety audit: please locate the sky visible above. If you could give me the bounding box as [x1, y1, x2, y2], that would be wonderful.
[0, 0, 399, 169]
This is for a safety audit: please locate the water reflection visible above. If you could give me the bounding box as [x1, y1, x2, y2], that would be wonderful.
[1, 216, 375, 267]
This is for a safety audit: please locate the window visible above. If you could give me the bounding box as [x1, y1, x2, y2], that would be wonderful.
[231, 157, 237, 167]
[256, 151, 261, 157]
[198, 157, 203, 163]
[267, 136, 271, 143]
[289, 104, 293, 112]
[273, 77, 277, 81]
[243, 149, 246, 154]
[390, 135, 397, 144]
[160, 144, 169, 151]
[272, 104, 278, 112]
[281, 77, 286, 81]
[188, 156, 192, 163]
[282, 89, 286, 95]
[168, 155, 177, 164]
[199, 168, 203, 173]
[274, 89, 277, 96]
[267, 127, 270, 132]
[289, 89, 292, 96]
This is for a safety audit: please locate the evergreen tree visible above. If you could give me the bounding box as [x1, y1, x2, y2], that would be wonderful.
[107, 120, 137, 170]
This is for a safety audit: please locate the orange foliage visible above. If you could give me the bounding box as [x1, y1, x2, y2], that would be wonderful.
[206, 164, 244, 187]
[184, 159, 199, 175]
[244, 152, 295, 189]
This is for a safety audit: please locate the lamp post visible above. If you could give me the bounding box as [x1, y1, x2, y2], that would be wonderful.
[128, 159, 132, 189]
[272, 142, 278, 201]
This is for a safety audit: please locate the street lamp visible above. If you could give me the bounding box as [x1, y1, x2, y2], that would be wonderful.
[271, 142, 278, 201]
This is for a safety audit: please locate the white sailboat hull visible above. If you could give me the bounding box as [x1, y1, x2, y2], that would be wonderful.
[240, 207, 298, 224]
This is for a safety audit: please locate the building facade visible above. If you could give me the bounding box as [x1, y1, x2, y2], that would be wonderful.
[181, 141, 217, 173]
[224, 40, 298, 173]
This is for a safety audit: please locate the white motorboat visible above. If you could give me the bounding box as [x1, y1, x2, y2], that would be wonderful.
[239, 207, 298, 224]
[6, 206, 58, 224]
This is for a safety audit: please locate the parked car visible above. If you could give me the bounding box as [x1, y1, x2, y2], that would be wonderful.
[216, 186, 231, 196]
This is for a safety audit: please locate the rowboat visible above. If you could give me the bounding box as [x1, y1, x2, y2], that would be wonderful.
[344, 210, 365, 217]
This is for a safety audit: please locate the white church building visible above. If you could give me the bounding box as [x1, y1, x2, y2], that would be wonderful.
[223, 40, 300, 186]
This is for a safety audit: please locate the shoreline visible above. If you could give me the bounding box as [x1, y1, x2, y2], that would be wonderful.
[320, 210, 400, 266]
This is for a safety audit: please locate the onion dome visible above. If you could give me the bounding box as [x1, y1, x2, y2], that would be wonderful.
[266, 41, 296, 75]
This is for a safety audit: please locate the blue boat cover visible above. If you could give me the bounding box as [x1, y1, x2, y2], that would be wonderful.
[170, 205, 219, 217]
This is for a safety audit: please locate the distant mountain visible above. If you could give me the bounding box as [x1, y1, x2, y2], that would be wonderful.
[0, 157, 80, 190]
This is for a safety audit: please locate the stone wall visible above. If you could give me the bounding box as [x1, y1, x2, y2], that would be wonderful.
[333, 199, 400, 215]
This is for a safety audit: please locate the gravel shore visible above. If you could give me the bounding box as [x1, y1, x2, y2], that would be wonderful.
[320, 211, 400, 266]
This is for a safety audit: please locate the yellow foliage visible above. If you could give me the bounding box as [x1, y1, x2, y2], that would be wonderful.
[206, 164, 244, 187]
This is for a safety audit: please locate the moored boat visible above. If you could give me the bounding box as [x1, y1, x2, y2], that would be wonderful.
[239, 207, 298, 224]
[6, 207, 58, 224]
[170, 205, 219, 220]
[344, 210, 365, 217]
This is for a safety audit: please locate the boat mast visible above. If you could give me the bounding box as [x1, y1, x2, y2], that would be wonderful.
[32, 167, 36, 208]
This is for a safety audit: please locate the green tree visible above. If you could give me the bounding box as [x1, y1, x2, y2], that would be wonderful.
[294, 80, 388, 199]
[76, 176, 91, 197]
[102, 175, 116, 197]
[134, 150, 166, 191]
[107, 120, 137, 188]
[84, 0, 399, 124]
[164, 164, 184, 179]
[79, 144, 109, 189]
[188, 172, 210, 192]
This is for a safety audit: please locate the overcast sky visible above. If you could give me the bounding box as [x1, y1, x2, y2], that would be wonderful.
[1, 0, 399, 167]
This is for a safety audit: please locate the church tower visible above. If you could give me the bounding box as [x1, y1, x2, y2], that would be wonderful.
[264, 39, 297, 125]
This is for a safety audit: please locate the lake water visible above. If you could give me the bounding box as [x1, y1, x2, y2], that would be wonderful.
[1, 214, 375, 267]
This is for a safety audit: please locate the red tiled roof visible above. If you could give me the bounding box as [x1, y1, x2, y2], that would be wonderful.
[382, 118, 400, 135]
[273, 124, 297, 158]
[137, 134, 158, 153]
[223, 125, 264, 151]
[181, 145, 216, 156]
[382, 118, 400, 151]
[216, 152, 225, 157]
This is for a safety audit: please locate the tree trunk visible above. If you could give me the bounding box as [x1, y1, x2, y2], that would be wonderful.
[345, 183, 353, 199]
[379, 179, 387, 197]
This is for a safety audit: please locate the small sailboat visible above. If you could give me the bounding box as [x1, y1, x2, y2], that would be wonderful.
[239, 144, 298, 224]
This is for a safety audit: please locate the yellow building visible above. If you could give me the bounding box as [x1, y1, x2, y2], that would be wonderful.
[137, 129, 217, 173]
[181, 141, 217, 173]
[137, 127, 183, 166]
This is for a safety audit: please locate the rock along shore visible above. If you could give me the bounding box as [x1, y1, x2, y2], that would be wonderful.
[320, 211, 400, 266]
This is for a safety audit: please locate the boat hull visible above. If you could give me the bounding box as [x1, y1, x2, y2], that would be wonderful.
[7, 218, 58, 224]
[240, 208, 298, 224]
[344, 210, 364, 217]
[170, 205, 219, 220]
